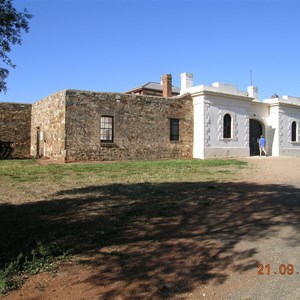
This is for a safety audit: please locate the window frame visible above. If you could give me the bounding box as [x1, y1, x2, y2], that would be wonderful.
[100, 115, 114, 143]
[223, 113, 232, 139]
[170, 118, 180, 141]
[291, 121, 297, 142]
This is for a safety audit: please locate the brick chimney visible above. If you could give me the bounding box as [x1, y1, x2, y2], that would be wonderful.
[162, 74, 172, 97]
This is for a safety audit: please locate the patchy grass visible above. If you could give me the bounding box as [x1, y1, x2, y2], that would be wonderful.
[0, 158, 246, 184]
[0, 158, 248, 206]
[0, 242, 72, 295]
[0, 158, 248, 295]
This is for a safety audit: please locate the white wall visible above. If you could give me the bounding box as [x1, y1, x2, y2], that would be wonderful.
[265, 97, 300, 157]
[278, 105, 300, 156]
[268, 104, 280, 156]
[181, 73, 300, 159]
[187, 82, 254, 159]
[203, 95, 251, 158]
[193, 96, 204, 159]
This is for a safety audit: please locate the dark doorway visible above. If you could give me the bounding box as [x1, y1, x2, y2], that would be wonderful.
[250, 119, 263, 156]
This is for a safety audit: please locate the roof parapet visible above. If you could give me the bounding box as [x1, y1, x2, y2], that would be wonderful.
[264, 95, 300, 107]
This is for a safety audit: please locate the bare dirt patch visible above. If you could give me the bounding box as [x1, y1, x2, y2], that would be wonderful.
[1, 157, 300, 300]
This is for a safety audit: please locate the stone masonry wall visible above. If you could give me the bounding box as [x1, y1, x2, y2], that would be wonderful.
[65, 90, 193, 162]
[31, 91, 66, 160]
[0, 103, 32, 158]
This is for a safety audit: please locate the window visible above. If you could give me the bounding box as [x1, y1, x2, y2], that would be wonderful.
[292, 121, 297, 142]
[100, 116, 114, 143]
[223, 113, 232, 138]
[170, 118, 179, 141]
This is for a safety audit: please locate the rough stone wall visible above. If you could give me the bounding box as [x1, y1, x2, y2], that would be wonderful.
[31, 91, 66, 160]
[0, 103, 32, 158]
[65, 90, 193, 162]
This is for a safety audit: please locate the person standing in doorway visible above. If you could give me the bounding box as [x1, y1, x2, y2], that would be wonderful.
[258, 135, 268, 156]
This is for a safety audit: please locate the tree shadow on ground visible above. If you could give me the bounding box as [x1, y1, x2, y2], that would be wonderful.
[1, 181, 300, 299]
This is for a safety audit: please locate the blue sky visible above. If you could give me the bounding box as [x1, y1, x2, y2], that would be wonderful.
[1, 0, 300, 103]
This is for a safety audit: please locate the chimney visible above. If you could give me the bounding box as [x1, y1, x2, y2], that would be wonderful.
[162, 74, 172, 97]
[247, 86, 258, 99]
[180, 72, 193, 91]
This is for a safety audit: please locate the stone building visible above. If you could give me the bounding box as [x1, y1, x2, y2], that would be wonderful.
[0, 102, 31, 158]
[180, 73, 300, 158]
[30, 89, 193, 162]
[0, 74, 193, 161]
[1, 72, 300, 161]
[31, 90, 193, 161]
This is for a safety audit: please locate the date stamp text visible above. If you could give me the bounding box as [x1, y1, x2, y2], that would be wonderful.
[257, 264, 299, 275]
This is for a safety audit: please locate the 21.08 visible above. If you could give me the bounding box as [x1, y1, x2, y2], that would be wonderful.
[257, 264, 297, 275]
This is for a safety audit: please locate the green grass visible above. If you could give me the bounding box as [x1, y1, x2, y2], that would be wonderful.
[0, 158, 246, 184]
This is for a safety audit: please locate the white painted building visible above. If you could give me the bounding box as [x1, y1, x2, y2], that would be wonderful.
[180, 72, 300, 158]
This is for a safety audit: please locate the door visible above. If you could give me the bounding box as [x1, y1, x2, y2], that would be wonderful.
[250, 119, 263, 156]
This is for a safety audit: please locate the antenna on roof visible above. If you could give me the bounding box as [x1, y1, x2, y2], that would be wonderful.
[250, 69, 253, 86]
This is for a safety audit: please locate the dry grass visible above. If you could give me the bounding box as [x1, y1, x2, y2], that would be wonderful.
[0, 158, 248, 295]
[0, 158, 246, 204]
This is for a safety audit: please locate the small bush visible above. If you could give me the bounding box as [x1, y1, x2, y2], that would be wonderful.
[0, 242, 72, 295]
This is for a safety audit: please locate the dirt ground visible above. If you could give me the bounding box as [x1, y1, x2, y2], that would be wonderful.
[2, 156, 300, 300]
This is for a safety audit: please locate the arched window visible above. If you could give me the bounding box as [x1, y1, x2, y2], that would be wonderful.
[223, 113, 232, 138]
[291, 121, 297, 142]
